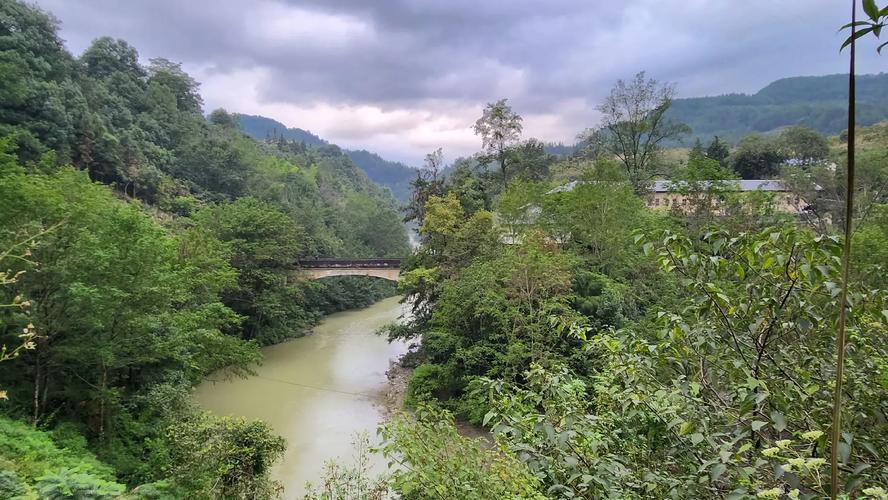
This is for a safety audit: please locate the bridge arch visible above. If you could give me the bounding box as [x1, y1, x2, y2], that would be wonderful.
[298, 259, 401, 282]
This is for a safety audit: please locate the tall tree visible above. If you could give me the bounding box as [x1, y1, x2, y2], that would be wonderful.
[777, 125, 829, 165]
[689, 138, 705, 160]
[729, 134, 786, 179]
[473, 99, 523, 184]
[706, 135, 730, 165]
[592, 71, 690, 191]
[404, 148, 446, 227]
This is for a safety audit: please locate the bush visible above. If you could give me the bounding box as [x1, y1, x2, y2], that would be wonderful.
[0, 469, 28, 499]
[36, 468, 125, 500]
[0, 416, 118, 484]
[404, 363, 456, 407]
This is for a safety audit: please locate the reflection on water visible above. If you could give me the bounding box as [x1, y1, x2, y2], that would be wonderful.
[193, 296, 408, 498]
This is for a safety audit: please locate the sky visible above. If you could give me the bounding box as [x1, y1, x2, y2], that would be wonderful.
[33, 0, 886, 165]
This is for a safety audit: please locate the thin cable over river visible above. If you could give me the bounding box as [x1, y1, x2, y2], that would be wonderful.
[192, 296, 409, 498]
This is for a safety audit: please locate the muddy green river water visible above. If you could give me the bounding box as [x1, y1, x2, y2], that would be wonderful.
[192, 296, 408, 498]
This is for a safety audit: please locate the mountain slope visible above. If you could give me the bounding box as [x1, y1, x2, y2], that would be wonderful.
[235, 114, 327, 146]
[345, 149, 415, 201]
[235, 114, 416, 201]
[668, 73, 888, 143]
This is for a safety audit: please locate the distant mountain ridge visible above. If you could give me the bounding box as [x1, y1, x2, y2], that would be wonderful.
[236, 114, 327, 146]
[236, 73, 888, 196]
[668, 73, 888, 143]
[235, 113, 416, 201]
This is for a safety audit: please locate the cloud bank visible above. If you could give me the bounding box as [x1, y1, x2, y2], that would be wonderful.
[34, 0, 885, 164]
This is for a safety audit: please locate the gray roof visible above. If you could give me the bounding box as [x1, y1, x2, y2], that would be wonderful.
[549, 179, 790, 194]
[650, 180, 788, 192]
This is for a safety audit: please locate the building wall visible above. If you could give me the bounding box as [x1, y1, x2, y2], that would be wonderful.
[645, 191, 806, 214]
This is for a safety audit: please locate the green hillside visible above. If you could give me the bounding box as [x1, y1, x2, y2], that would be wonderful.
[235, 113, 327, 146]
[668, 73, 888, 143]
[235, 114, 417, 201]
[345, 149, 416, 201]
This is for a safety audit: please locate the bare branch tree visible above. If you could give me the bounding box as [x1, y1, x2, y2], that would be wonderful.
[474, 99, 523, 184]
[593, 72, 689, 191]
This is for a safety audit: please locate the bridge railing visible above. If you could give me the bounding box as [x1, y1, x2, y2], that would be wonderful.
[298, 258, 402, 269]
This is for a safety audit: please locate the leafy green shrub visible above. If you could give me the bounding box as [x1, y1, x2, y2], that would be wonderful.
[404, 363, 455, 407]
[125, 480, 180, 499]
[380, 405, 545, 500]
[0, 416, 117, 483]
[162, 411, 286, 499]
[0, 469, 28, 499]
[36, 468, 125, 500]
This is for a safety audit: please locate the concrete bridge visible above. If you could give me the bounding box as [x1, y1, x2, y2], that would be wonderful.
[298, 259, 401, 282]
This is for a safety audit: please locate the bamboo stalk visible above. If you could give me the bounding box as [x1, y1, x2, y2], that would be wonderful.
[830, 1, 857, 497]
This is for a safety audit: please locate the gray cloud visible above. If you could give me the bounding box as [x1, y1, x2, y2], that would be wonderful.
[32, 0, 886, 163]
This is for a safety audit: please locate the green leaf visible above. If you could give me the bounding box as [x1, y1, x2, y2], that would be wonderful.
[842, 26, 875, 51]
[710, 463, 727, 482]
[840, 20, 875, 29]
[770, 411, 786, 433]
[751, 420, 767, 431]
[482, 411, 495, 427]
[690, 433, 705, 445]
[864, 0, 880, 21]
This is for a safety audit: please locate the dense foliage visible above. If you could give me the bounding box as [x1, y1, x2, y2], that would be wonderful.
[0, 1, 408, 497]
[371, 79, 888, 498]
[235, 113, 417, 202]
[4, 0, 888, 498]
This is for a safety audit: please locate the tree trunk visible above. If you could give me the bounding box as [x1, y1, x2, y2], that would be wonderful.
[32, 356, 41, 426]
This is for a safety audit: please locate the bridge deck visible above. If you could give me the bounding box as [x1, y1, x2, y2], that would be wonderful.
[298, 258, 401, 269]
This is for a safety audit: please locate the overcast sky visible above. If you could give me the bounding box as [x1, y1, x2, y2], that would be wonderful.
[33, 0, 886, 165]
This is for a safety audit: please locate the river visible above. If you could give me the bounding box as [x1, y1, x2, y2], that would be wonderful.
[192, 296, 409, 498]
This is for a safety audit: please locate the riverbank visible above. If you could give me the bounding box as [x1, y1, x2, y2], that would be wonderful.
[377, 353, 493, 443]
[378, 358, 412, 419]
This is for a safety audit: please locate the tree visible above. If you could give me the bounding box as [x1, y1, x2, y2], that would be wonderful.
[689, 138, 706, 160]
[777, 126, 829, 165]
[80, 37, 145, 81]
[147, 58, 202, 113]
[706, 135, 730, 165]
[509, 138, 554, 181]
[671, 153, 739, 232]
[473, 98, 523, 184]
[593, 71, 690, 191]
[729, 134, 786, 179]
[192, 197, 307, 344]
[0, 166, 258, 437]
[208, 108, 239, 129]
[404, 148, 445, 226]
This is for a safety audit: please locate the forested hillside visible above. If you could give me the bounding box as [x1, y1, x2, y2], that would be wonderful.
[0, 1, 408, 497]
[669, 73, 888, 143]
[344, 149, 416, 201]
[235, 114, 418, 201]
[235, 113, 326, 146]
